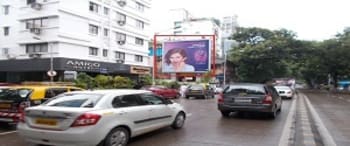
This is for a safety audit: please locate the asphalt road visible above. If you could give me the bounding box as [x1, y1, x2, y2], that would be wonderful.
[303, 91, 350, 146]
[0, 96, 293, 146]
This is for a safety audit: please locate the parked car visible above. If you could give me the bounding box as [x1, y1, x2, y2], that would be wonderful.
[274, 85, 294, 99]
[185, 84, 214, 99]
[143, 85, 180, 99]
[0, 85, 83, 124]
[17, 90, 186, 146]
[217, 83, 282, 118]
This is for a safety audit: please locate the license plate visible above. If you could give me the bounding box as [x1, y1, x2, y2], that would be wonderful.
[234, 99, 252, 103]
[0, 103, 11, 108]
[35, 118, 58, 126]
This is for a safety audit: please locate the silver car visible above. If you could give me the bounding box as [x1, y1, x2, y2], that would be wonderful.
[17, 90, 186, 146]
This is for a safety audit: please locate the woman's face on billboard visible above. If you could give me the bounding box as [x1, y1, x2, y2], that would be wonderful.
[169, 53, 186, 65]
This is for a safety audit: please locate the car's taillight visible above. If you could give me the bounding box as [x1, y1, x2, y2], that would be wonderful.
[18, 111, 25, 123]
[263, 94, 273, 104]
[218, 93, 224, 104]
[71, 113, 101, 127]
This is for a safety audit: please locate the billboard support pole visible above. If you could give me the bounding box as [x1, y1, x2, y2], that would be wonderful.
[212, 35, 216, 78]
[153, 35, 157, 85]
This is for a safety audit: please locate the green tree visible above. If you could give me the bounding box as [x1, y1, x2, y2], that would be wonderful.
[113, 76, 134, 88]
[95, 75, 113, 89]
[74, 72, 95, 89]
[228, 27, 297, 83]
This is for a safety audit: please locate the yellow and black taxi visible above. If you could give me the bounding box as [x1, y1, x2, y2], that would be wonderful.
[0, 83, 83, 123]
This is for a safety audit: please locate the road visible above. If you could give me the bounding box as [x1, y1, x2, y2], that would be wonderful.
[1, 91, 349, 146]
[302, 90, 350, 146]
[0, 97, 293, 146]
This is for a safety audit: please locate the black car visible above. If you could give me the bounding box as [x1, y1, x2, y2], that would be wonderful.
[217, 83, 282, 118]
[185, 84, 214, 99]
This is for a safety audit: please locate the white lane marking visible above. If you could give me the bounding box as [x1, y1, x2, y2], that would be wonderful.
[278, 95, 297, 146]
[303, 94, 337, 146]
[0, 131, 16, 136]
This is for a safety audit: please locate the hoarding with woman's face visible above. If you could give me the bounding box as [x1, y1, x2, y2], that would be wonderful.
[162, 40, 210, 73]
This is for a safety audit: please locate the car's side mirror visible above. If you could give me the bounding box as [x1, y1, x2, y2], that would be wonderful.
[164, 99, 173, 105]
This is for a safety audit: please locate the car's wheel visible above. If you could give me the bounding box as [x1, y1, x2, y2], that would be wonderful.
[269, 106, 277, 119]
[221, 111, 230, 117]
[175, 93, 181, 99]
[104, 127, 129, 146]
[185, 96, 189, 99]
[171, 112, 185, 129]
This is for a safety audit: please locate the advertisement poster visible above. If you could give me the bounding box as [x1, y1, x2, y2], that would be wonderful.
[162, 39, 210, 73]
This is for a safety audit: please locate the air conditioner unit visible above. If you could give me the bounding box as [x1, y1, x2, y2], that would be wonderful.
[117, 20, 126, 26]
[29, 53, 42, 58]
[117, 0, 126, 7]
[29, 28, 41, 35]
[117, 40, 125, 45]
[31, 3, 42, 10]
[115, 59, 124, 63]
[6, 54, 16, 60]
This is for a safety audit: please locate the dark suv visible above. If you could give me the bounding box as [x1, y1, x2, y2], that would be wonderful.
[217, 83, 282, 118]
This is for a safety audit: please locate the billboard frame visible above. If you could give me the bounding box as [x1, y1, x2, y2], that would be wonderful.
[153, 34, 216, 80]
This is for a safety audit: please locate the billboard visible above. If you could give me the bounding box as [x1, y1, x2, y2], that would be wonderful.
[162, 39, 210, 73]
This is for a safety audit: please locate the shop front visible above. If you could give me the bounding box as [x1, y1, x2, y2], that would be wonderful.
[0, 58, 131, 83]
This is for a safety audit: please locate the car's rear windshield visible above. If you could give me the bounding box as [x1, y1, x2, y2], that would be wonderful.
[189, 85, 204, 90]
[223, 85, 266, 95]
[275, 86, 291, 90]
[43, 93, 103, 108]
[0, 88, 32, 101]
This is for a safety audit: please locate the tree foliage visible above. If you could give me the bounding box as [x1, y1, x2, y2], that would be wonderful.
[228, 27, 350, 87]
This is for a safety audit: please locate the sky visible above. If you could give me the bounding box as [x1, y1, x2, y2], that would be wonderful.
[149, 0, 350, 41]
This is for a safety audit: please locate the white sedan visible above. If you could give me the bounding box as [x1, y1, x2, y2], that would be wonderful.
[274, 85, 294, 99]
[17, 90, 186, 146]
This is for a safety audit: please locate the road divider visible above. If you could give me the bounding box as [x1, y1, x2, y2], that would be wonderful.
[278, 94, 297, 146]
[303, 94, 337, 146]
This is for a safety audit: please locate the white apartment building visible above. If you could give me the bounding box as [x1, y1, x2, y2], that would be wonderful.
[0, 0, 151, 82]
[173, 18, 222, 58]
[221, 15, 239, 56]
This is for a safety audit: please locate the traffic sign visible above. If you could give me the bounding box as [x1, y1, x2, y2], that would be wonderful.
[47, 70, 57, 77]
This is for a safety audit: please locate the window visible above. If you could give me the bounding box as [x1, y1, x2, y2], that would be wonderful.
[26, 17, 48, 29]
[135, 55, 143, 62]
[103, 49, 108, 57]
[103, 7, 109, 15]
[139, 94, 165, 105]
[89, 47, 98, 56]
[136, 2, 144, 12]
[26, 43, 48, 53]
[116, 32, 126, 41]
[27, 0, 36, 5]
[3, 27, 9, 36]
[104, 28, 109, 36]
[2, 48, 9, 55]
[89, 24, 98, 35]
[44, 93, 103, 108]
[136, 20, 144, 29]
[3, 5, 9, 15]
[89, 2, 98, 13]
[116, 12, 126, 22]
[112, 95, 144, 108]
[135, 37, 143, 45]
[115, 51, 125, 60]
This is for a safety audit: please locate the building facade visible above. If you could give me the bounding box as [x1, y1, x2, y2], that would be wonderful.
[0, 0, 151, 82]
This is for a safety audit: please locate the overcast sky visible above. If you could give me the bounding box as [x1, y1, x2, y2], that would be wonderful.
[149, 0, 350, 41]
